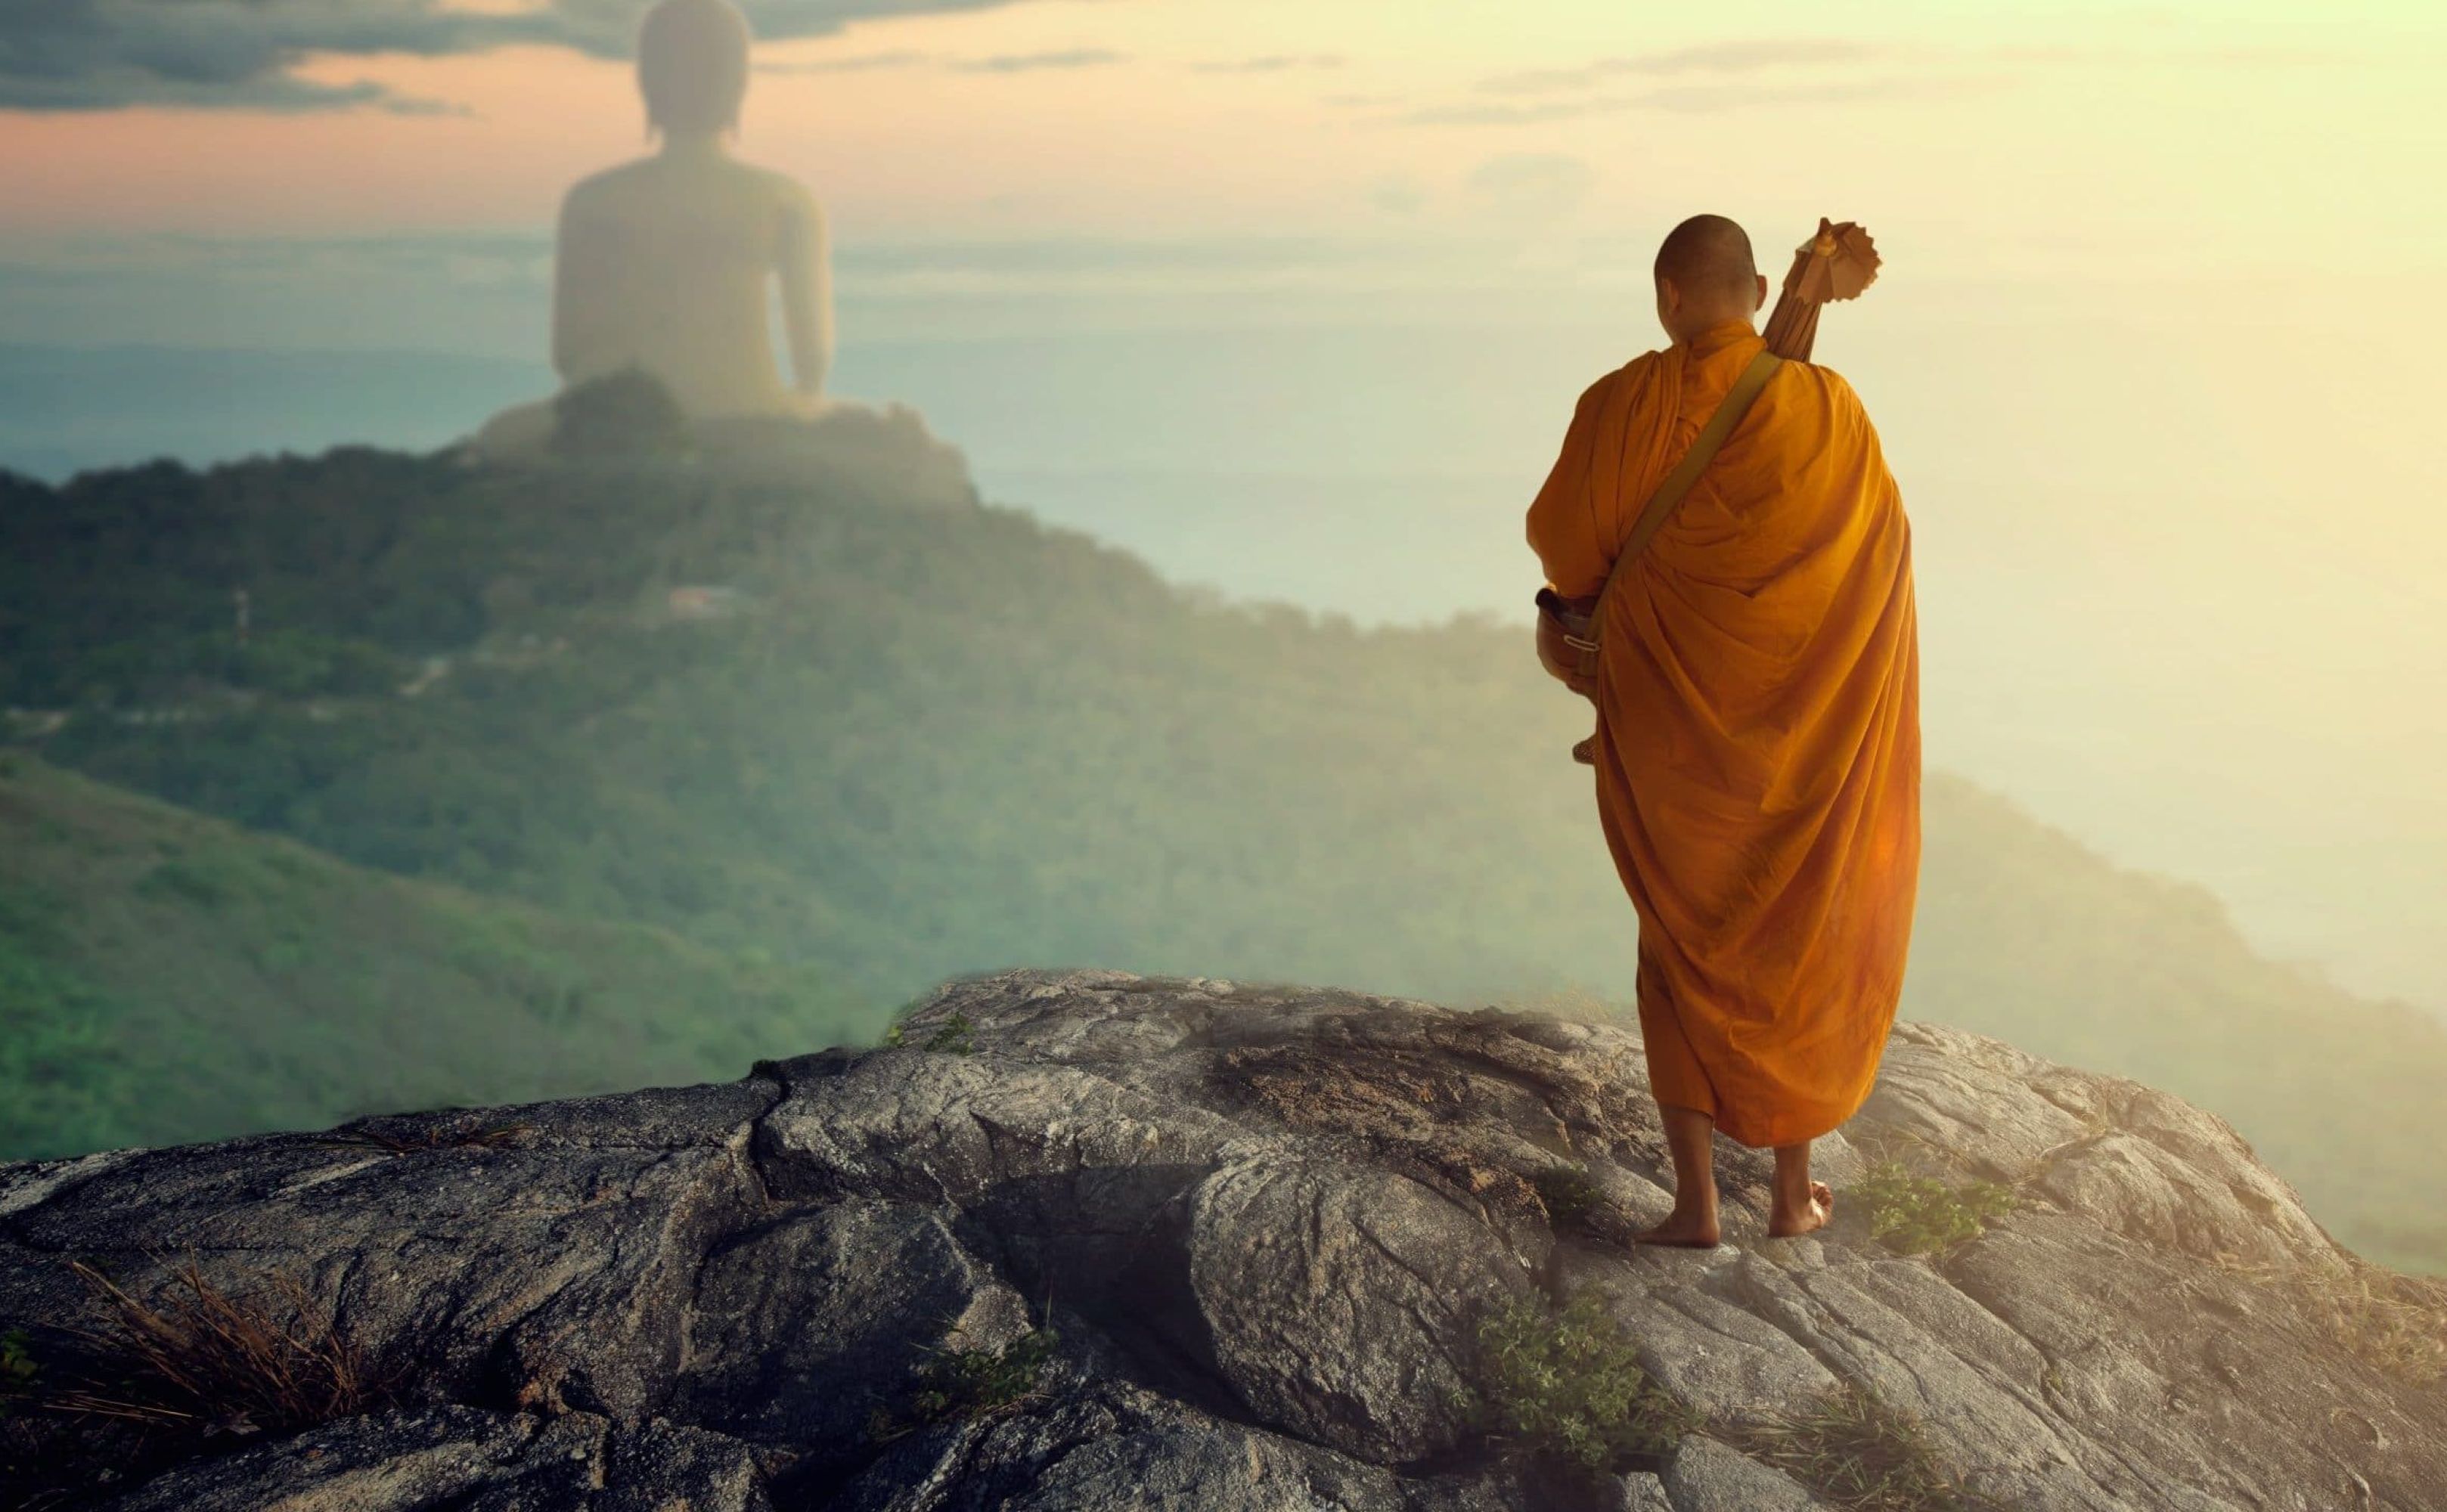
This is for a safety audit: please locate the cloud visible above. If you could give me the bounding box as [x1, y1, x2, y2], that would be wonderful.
[1402, 98, 1629, 127]
[1636, 76, 1988, 114]
[1366, 174, 1426, 216]
[758, 45, 1127, 77]
[954, 48, 1127, 73]
[1188, 54, 1346, 75]
[1477, 39, 1881, 96]
[1467, 36, 2349, 102]
[1403, 73, 1996, 126]
[1404, 34, 2055, 127]
[0, 0, 1043, 113]
[757, 48, 934, 75]
[1462, 152, 1596, 223]
[1987, 42, 2350, 68]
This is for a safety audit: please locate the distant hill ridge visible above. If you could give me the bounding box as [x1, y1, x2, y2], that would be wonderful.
[2, 441, 2442, 1272]
[0, 754, 857, 1161]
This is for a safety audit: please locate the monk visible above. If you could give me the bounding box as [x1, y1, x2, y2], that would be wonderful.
[1525, 214, 1921, 1246]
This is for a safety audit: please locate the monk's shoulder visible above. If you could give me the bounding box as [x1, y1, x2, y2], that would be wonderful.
[1776, 359, 1870, 421]
[1574, 349, 1666, 417]
[1757, 361, 1879, 451]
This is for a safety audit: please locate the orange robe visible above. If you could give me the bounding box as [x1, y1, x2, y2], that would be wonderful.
[1526, 318, 1920, 1148]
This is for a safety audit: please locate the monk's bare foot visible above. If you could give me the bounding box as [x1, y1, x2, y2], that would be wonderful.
[1768, 1180, 1834, 1238]
[1635, 1210, 1721, 1249]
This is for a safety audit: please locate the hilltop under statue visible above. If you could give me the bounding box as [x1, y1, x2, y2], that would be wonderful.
[1527, 214, 1921, 1248]
[473, 0, 839, 457]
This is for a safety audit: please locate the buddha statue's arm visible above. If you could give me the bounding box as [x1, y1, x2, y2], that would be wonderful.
[550, 190, 604, 383]
[776, 187, 835, 397]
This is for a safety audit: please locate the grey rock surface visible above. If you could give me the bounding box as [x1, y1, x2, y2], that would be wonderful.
[673, 1198, 1032, 1467]
[2, 971, 2440, 1511]
[830, 1380, 1407, 1512]
[94, 1404, 772, 1512]
[1172, 1157, 1524, 1463]
[1660, 1436, 1824, 1510]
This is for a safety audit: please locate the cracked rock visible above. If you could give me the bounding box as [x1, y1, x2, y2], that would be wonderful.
[1, 968, 2437, 1512]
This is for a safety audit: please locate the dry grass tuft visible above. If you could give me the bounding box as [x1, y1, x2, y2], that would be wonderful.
[38, 1256, 384, 1439]
[2302, 1263, 2443, 1387]
[2204, 1250, 2445, 1387]
[1740, 1384, 1989, 1512]
[2326, 1275, 2445, 1387]
[320, 1120, 529, 1154]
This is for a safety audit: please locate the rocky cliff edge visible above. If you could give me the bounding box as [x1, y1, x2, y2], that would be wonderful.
[2, 970, 2441, 1510]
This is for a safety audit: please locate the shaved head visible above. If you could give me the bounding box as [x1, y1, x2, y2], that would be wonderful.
[1651, 214, 1767, 343]
[1655, 215, 1757, 300]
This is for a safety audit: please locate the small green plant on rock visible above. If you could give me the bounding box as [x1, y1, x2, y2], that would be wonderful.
[912, 1325, 1056, 1420]
[1464, 1287, 1695, 1473]
[868, 1325, 1059, 1442]
[923, 1012, 977, 1054]
[1741, 1384, 1985, 1512]
[1531, 1165, 1603, 1228]
[885, 1010, 976, 1055]
[1854, 1162, 2016, 1256]
[0, 1328, 36, 1416]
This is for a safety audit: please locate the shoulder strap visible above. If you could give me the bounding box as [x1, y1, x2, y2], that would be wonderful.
[1593, 348, 1783, 640]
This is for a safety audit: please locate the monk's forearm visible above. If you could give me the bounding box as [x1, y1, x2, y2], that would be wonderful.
[1525, 479, 1609, 597]
[1524, 385, 1614, 598]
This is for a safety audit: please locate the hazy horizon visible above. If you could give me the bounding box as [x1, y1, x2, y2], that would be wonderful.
[3, 0, 2442, 1016]
[5, 252, 2442, 1023]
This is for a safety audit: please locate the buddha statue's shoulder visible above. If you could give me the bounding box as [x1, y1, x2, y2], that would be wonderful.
[719, 162, 824, 243]
[560, 158, 662, 219]
[563, 154, 817, 218]
[732, 158, 821, 214]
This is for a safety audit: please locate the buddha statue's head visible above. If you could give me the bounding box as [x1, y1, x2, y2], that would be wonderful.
[637, 0, 754, 140]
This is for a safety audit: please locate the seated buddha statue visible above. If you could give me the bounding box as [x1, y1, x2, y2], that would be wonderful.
[473, 0, 833, 455]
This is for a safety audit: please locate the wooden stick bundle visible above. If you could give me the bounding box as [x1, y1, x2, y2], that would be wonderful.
[1760, 218, 1881, 361]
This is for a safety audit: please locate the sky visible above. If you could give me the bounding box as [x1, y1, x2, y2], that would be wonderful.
[7, 0, 2445, 358]
[5, 2, 2444, 266]
[1, 0, 2445, 1011]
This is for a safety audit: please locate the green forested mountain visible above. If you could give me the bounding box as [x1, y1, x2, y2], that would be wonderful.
[1911, 779, 2447, 1271]
[2, 442, 2441, 1272]
[0, 754, 857, 1162]
[2, 445, 1629, 1008]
